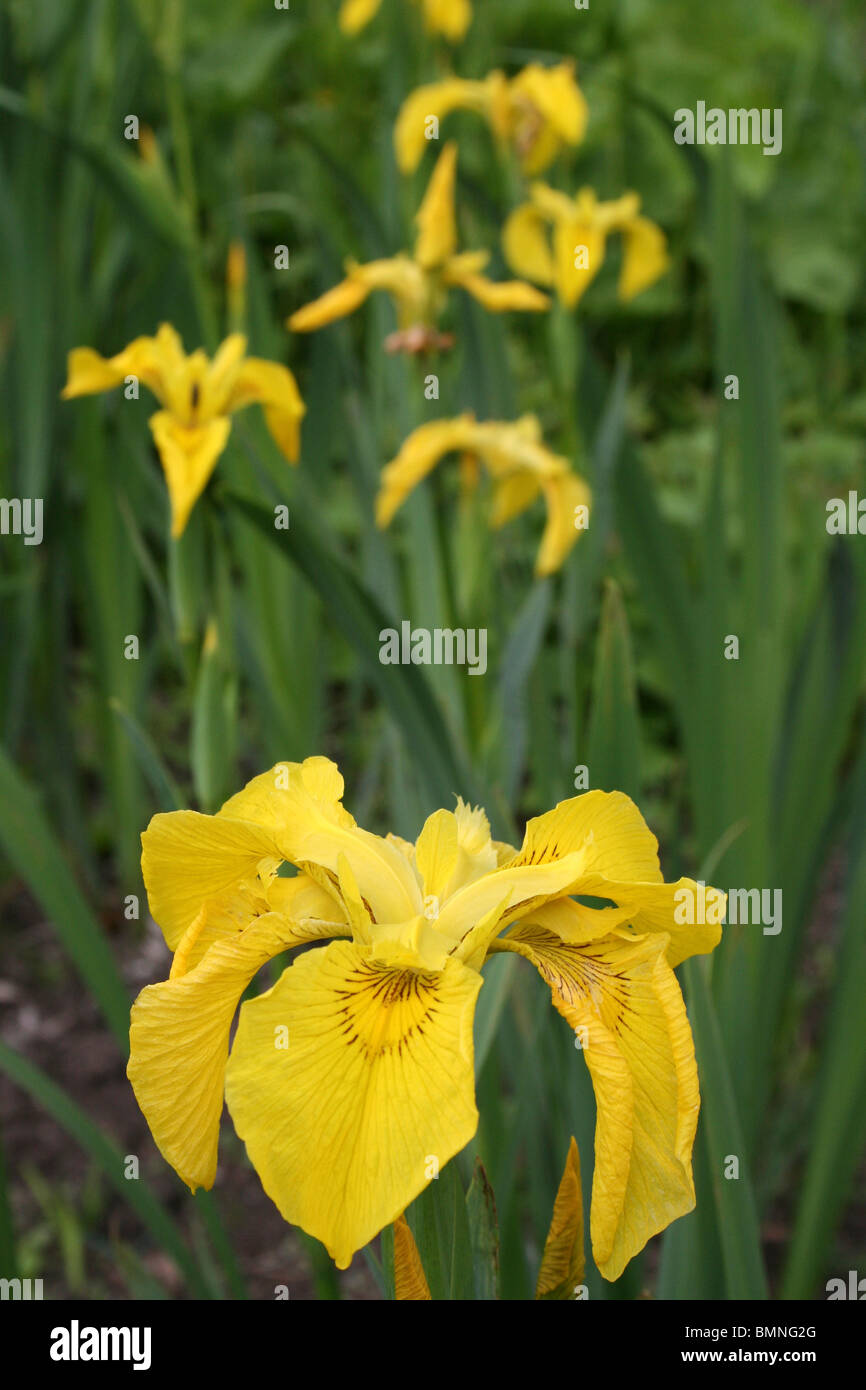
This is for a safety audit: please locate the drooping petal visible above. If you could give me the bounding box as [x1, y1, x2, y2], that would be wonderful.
[619, 215, 670, 302]
[535, 470, 591, 576]
[287, 275, 373, 332]
[444, 261, 551, 312]
[490, 471, 543, 528]
[395, 77, 495, 174]
[393, 1215, 432, 1299]
[499, 927, 699, 1280]
[169, 872, 347, 981]
[223, 357, 306, 462]
[376, 415, 477, 526]
[572, 877, 725, 968]
[552, 215, 606, 308]
[225, 940, 482, 1268]
[414, 142, 458, 270]
[502, 203, 556, 287]
[536, 1136, 585, 1298]
[149, 411, 232, 538]
[128, 910, 326, 1192]
[437, 790, 675, 960]
[62, 329, 180, 407]
[339, 0, 382, 34]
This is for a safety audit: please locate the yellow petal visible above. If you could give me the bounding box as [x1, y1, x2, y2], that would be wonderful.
[553, 216, 606, 308]
[128, 910, 316, 1192]
[536, 1136, 585, 1298]
[512, 789, 664, 882]
[535, 470, 591, 576]
[490, 470, 542, 528]
[219, 755, 350, 828]
[395, 77, 493, 175]
[414, 142, 458, 270]
[339, 0, 382, 33]
[415, 808, 459, 902]
[510, 63, 589, 176]
[224, 357, 306, 462]
[619, 215, 670, 301]
[420, 0, 472, 42]
[501, 928, 699, 1280]
[221, 758, 421, 925]
[62, 332, 177, 406]
[393, 1215, 432, 1299]
[62, 346, 134, 398]
[445, 263, 550, 313]
[149, 410, 231, 538]
[376, 415, 477, 526]
[224, 940, 481, 1268]
[575, 877, 725, 968]
[513, 62, 588, 147]
[196, 333, 248, 419]
[141, 808, 282, 952]
[288, 275, 372, 332]
[502, 204, 556, 287]
[170, 880, 267, 980]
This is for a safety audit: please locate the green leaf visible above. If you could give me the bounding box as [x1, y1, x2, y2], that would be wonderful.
[682, 957, 768, 1299]
[0, 1041, 209, 1298]
[0, 746, 130, 1051]
[587, 579, 641, 800]
[224, 489, 477, 811]
[466, 1159, 500, 1300]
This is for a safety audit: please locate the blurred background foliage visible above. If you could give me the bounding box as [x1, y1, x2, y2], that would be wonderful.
[0, 0, 864, 1300]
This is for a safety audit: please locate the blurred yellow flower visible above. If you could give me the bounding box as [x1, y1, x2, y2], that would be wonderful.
[62, 325, 305, 538]
[504, 184, 669, 308]
[376, 413, 590, 576]
[395, 62, 588, 175]
[130, 754, 724, 1275]
[288, 143, 549, 349]
[340, 0, 471, 42]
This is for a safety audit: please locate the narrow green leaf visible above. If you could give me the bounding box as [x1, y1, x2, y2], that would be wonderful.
[0, 746, 129, 1051]
[0, 1041, 209, 1298]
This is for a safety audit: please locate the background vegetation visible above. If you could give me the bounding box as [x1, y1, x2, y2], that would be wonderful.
[0, 0, 864, 1299]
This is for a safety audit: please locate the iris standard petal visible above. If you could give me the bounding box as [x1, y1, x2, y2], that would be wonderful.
[414, 142, 459, 270]
[140, 807, 282, 952]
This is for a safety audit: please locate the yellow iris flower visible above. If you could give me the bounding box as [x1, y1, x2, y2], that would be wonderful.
[395, 62, 588, 175]
[62, 325, 305, 538]
[129, 754, 724, 1278]
[504, 183, 670, 309]
[288, 143, 549, 349]
[340, 0, 471, 42]
[376, 413, 591, 577]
